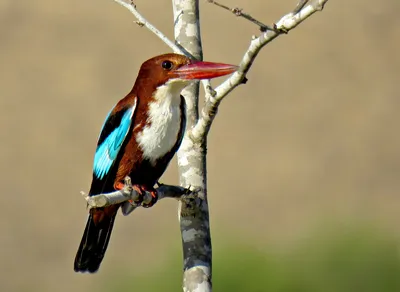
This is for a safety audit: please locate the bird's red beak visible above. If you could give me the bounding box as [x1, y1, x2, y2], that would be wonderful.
[174, 60, 238, 80]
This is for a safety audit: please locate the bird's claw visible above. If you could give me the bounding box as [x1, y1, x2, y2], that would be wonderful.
[131, 185, 158, 208]
[141, 189, 158, 208]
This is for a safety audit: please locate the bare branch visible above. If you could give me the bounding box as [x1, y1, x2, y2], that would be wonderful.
[113, 0, 186, 55]
[191, 0, 329, 140]
[81, 177, 193, 215]
[206, 0, 276, 32]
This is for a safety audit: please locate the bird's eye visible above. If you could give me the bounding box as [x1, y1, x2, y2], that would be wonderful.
[162, 60, 174, 70]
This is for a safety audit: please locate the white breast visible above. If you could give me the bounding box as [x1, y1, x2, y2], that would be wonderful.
[136, 79, 188, 164]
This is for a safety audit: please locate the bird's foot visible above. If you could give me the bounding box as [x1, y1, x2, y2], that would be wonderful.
[131, 185, 158, 208]
[142, 188, 158, 208]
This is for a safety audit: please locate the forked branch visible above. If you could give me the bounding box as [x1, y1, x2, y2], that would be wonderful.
[190, 0, 329, 140]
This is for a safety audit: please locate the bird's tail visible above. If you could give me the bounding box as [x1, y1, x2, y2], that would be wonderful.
[74, 206, 119, 273]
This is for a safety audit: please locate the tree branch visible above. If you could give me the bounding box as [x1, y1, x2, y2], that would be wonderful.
[81, 177, 193, 215]
[113, 0, 186, 55]
[172, 1, 214, 292]
[191, 0, 329, 140]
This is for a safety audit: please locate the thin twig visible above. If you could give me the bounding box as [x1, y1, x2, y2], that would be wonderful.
[206, 0, 276, 32]
[113, 0, 187, 55]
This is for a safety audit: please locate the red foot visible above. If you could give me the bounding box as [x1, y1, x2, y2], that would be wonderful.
[115, 182, 125, 190]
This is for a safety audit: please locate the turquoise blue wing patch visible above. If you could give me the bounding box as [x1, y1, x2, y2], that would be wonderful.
[93, 101, 136, 180]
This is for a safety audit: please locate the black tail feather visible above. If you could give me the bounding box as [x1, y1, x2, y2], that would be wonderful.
[74, 211, 117, 273]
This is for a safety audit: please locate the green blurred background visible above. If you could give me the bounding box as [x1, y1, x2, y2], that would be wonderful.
[1, 0, 400, 291]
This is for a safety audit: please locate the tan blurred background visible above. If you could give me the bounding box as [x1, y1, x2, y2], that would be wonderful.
[1, 0, 399, 291]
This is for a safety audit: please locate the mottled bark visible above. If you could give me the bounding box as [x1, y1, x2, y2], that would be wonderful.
[172, 1, 212, 292]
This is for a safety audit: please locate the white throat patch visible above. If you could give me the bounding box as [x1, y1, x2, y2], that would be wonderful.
[136, 79, 189, 164]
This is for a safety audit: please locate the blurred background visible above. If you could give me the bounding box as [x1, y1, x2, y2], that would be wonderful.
[1, 0, 400, 291]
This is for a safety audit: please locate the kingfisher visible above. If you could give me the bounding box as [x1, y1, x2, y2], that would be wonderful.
[74, 53, 237, 273]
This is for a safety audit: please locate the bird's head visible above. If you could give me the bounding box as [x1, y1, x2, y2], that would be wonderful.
[133, 53, 238, 97]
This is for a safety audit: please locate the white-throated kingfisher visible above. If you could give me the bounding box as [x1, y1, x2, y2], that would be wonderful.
[74, 53, 237, 273]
